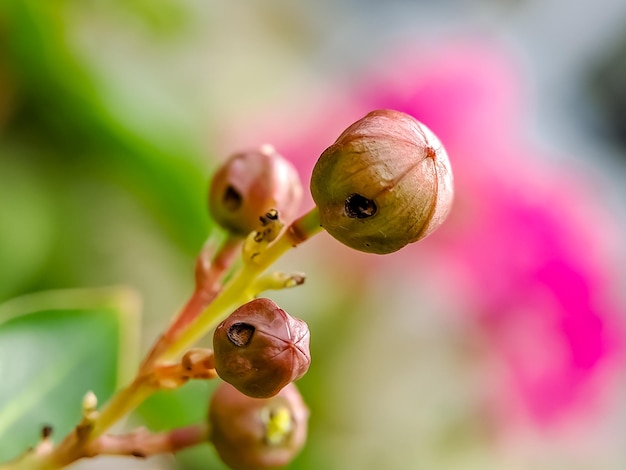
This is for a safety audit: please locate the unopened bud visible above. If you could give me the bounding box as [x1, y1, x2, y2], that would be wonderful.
[213, 298, 311, 398]
[209, 145, 303, 237]
[82, 390, 98, 412]
[310, 109, 454, 254]
[209, 382, 308, 470]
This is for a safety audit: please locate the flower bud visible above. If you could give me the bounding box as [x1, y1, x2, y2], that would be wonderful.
[209, 382, 309, 470]
[209, 145, 303, 237]
[213, 298, 311, 398]
[310, 109, 454, 254]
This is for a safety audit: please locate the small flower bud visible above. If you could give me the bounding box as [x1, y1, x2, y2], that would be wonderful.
[213, 298, 311, 398]
[310, 109, 454, 254]
[209, 382, 308, 470]
[209, 145, 303, 237]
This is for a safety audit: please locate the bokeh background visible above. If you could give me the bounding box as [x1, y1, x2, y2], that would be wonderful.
[2, 0, 626, 469]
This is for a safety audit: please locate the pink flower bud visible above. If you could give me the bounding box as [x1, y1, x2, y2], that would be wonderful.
[310, 109, 454, 254]
[209, 145, 303, 237]
[213, 298, 311, 398]
[209, 382, 309, 470]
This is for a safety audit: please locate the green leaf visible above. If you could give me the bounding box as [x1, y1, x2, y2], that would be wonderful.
[0, 158, 57, 302]
[0, 287, 140, 462]
[0, 0, 213, 254]
[137, 380, 213, 431]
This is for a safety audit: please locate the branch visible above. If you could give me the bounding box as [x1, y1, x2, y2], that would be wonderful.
[87, 424, 210, 458]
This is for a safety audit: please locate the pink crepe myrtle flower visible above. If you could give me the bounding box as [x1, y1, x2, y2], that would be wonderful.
[351, 42, 623, 426]
[220, 40, 624, 427]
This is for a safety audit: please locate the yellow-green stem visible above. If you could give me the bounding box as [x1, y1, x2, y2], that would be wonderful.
[10, 207, 322, 470]
[159, 207, 322, 362]
[89, 379, 153, 439]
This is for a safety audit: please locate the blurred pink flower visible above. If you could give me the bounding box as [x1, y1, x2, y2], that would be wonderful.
[222, 40, 624, 428]
[351, 43, 624, 427]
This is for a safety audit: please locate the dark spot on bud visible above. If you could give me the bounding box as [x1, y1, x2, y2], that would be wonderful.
[260, 209, 279, 225]
[227, 322, 255, 347]
[41, 425, 53, 439]
[223, 185, 242, 211]
[131, 451, 147, 458]
[345, 193, 377, 219]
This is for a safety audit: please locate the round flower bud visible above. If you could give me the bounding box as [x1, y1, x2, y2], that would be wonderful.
[209, 145, 303, 237]
[213, 298, 311, 398]
[209, 382, 309, 470]
[310, 109, 454, 254]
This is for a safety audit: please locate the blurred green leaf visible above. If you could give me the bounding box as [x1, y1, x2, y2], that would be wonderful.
[0, 0, 213, 254]
[0, 157, 56, 301]
[0, 287, 140, 461]
[111, 0, 191, 35]
[138, 380, 213, 431]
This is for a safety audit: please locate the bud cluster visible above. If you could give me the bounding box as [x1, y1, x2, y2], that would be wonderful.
[0, 100, 454, 469]
[202, 109, 452, 469]
[207, 299, 311, 468]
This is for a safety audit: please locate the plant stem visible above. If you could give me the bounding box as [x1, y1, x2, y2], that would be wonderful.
[178, 236, 243, 332]
[158, 207, 322, 362]
[139, 236, 242, 373]
[0, 424, 210, 469]
[88, 379, 153, 439]
[87, 423, 210, 457]
[21, 379, 152, 469]
[7, 207, 322, 470]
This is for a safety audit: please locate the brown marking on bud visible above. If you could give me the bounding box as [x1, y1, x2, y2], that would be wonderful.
[286, 222, 309, 246]
[75, 423, 93, 442]
[261, 209, 279, 223]
[41, 425, 53, 439]
[227, 322, 255, 347]
[425, 146, 437, 160]
[222, 185, 242, 211]
[289, 274, 305, 286]
[344, 193, 377, 219]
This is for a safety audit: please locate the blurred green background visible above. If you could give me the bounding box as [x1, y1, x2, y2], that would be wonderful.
[1, 1, 626, 469]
